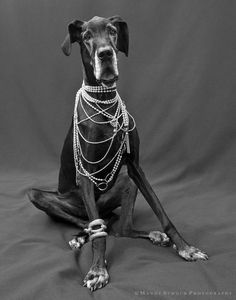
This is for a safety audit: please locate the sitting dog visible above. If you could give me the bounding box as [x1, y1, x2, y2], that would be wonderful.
[28, 16, 208, 292]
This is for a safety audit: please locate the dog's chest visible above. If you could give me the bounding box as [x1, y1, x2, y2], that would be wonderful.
[77, 102, 125, 164]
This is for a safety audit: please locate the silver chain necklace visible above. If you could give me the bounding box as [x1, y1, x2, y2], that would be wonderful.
[73, 83, 136, 191]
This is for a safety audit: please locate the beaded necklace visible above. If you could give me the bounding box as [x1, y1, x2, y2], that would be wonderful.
[73, 83, 135, 191]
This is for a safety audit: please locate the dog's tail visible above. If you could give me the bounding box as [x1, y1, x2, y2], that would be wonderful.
[27, 188, 87, 228]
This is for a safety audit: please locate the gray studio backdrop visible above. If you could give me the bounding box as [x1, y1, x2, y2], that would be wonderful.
[1, 0, 235, 185]
[0, 1, 236, 300]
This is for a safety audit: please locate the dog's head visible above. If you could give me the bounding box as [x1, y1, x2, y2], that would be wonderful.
[61, 16, 129, 87]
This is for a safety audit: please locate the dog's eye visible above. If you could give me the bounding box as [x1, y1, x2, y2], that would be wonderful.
[109, 28, 117, 36]
[83, 32, 92, 41]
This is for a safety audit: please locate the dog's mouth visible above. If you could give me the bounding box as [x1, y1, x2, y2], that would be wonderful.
[97, 75, 118, 88]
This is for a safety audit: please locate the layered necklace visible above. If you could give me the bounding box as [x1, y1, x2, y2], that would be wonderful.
[73, 83, 136, 191]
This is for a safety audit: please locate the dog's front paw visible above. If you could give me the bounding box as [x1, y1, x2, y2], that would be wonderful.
[173, 244, 208, 261]
[149, 231, 171, 246]
[83, 265, 109, 291]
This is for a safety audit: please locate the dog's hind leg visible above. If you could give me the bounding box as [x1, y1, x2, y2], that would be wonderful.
[28, 188, 88, 228]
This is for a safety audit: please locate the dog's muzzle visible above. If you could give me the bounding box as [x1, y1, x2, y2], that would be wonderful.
[97, 47, 114, 61]
[94, 47, 119, 87]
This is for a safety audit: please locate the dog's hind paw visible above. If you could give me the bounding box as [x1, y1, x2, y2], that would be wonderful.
[174, 244, 208, 261]
[149, 231, 171, 246]
[83, 265, 109, 291]
[69, 236, 86, 250]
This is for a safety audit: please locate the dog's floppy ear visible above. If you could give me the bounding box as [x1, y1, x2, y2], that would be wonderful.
[61, 20, 84, 56]
[109, 16, 129, 57]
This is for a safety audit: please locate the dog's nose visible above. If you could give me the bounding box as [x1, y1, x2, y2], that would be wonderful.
[97, 47, 113, 60]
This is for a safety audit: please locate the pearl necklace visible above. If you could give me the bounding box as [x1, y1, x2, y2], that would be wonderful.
[73, 84, 135, 191]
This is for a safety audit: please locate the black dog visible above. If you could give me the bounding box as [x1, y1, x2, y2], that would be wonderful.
[29, 16, 208, 292]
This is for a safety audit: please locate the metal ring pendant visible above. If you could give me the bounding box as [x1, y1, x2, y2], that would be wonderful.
[97, 182, 108, 191]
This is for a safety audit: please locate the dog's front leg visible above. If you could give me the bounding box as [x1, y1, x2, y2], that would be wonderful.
[80, 177, 109, 291]
[127, 160, 208, 261]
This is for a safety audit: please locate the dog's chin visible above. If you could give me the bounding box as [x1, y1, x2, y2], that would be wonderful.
[97, 76, 118, 88]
